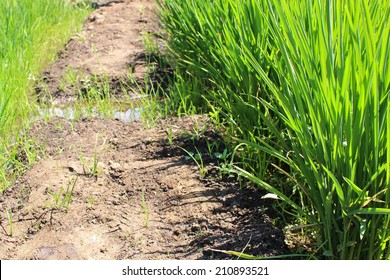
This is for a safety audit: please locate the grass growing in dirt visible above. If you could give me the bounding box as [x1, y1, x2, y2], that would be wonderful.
[157, 0, 390, 259]
[0, 0, 90, 190]
[38, 70, 141, 123]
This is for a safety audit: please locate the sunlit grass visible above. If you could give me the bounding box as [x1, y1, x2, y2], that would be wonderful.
[0, 0, 90, 189]
[158, 0, 390, 259]
[246, 0, 390, 260]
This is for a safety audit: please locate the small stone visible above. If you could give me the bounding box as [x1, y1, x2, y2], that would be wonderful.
[110, 162, 122, 171]
[109, 138, 119, 146]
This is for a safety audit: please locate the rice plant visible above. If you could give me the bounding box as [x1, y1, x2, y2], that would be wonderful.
[158, 0, 390, 259]
[157, 0, 276, 180]
[242, 0, 390, 260]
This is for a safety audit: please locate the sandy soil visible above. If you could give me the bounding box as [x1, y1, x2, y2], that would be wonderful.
[0, 0, 289, 260]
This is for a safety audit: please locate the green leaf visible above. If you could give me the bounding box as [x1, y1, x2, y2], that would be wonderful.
[359, 218, 367, 240]
[323, 250, 334, 257]
[231, 165, 306, 217]
[322, 165, 345, 206]
[348, 208, 390, 216]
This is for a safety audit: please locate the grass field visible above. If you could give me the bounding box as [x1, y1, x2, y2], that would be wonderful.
[0, 0, 90, 188]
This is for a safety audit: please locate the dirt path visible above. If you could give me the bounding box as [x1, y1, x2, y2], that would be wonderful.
[36, 0, 161, 103]
[0, 0, 288, 260]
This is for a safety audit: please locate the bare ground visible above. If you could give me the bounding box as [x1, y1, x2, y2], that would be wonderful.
[0, 0, 289, 260]
[36, 0, 163, 103]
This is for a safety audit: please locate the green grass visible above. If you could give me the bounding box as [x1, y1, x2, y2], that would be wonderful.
[79, 133, 104, 178]
[141, 187, 150, 228]
[38, 68, 141, 124]
[157, 0, 390, 259]
[0, 0, 90, 190]
[48, 176, 78, 211]
[157, 0, 275, 179]
[248, 0, 390, 260]
[180, 146, 207, 178]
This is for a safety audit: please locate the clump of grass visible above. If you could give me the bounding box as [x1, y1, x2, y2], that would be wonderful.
[180, 147, 207, 179]
[48, 176, 78, 211]
[87, 196, 94, 208]
[38, 69, 140, 124]
[79, 134, 104, 178]
[76, 74, 120, 116]
[242, 0, 390, 260]
[157, 0, 274, 180]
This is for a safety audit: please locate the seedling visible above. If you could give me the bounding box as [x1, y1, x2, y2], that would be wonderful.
[205, 138, 218, 158]
[181, 119, 208, 143]
[191, 118, 207, 140]
[180, 147, 206, 178]
[142, 33, 158, 54]
[139, 5, 145, 17]
[79, 134, 104, 178]
[49, 176, 78, 211]
[4, 209, 13, 236]
[165, 126, 174, 145]
[87, 197, 94, 208]
[64, 177, 77, 209]
[140, 188, 149, 228]
[213, 148, 229, 160]
[195, 225, 204, 238]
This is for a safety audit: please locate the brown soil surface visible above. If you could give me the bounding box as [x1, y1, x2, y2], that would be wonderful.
[36, 0, 163, 103]
[0, 0, 289, 259]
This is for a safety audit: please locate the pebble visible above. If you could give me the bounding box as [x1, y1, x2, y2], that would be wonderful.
[109, 162, 123, 172]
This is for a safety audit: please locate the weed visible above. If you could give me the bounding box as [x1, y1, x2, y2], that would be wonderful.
[165, 126, 176, 145]
[125, 233, 142, 248]
[142, 32, 158, 55]
[58, 67, 83, 92]
[180, 147, 207, 178]
[87, 196, 94, 208]
[195, 225, 204, 239]
[63, 176, 77, 210]
[214, 148, 231, 162]
[139, 5, 145, 17]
